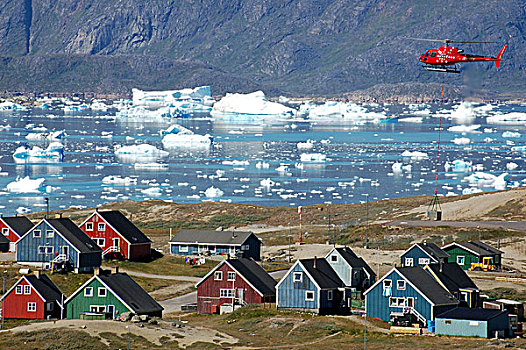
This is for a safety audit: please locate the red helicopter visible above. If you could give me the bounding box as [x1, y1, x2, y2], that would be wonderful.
[413, 38, 507, 73]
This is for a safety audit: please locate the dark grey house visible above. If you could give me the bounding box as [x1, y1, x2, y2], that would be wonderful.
[170, 230, 262, 260]
[400, 242, 449, 267]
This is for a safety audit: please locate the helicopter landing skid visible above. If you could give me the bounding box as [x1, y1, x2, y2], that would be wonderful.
[422, 65, 460, 74]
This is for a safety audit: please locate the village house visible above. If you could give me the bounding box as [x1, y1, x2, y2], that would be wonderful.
[324, 247, 376, 293]
[64, 267, 163, 319]
[400, 241, 449, 268]
[276, 257, 351, 315]
[79, 210, 151, 261]
[435, 307, 510, 338]
[170, 229, 262, 260]
[0, 271, 63, 319]
[195, 257, 276, 314]
[16, 217, 102, 273]
[442, 241, 503, 271]
[0, 215, 34, 252]
[364, 266, 459, 327]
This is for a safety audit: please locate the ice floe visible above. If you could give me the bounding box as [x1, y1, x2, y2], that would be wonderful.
[448, 124, 481, 133]
[300, 153, 327, 162]
[211, 91, 295, 118]
[204, 186, 224, 198]
[462, 172, 508, 190]
[487, 112, 526, 124]
[6, 176, 45, 193]
[114, 144, 169, 163]
[445, 160, 472, 172]
[162, 133, 212, 150]
[502, 131, 521, 138]
[13, 142, 64, 162]
[26, 130, 66, 141]
[401, 151, 428, 159]
[102, 175, 137, 186]
[134, 163, 169, 170]
[452, 137, 471, 145]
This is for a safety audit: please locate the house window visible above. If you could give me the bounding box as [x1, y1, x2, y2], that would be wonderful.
[383, 279, 392, 289]
[397, 280, 406, 290]
[445, 320, 452, 325]
[179, 245, 189, 252]
[24, 285, 31, 295]
[86, 222, 93, 231]
[38, 246, 46, 254]
[46, 302, 54, 311]
[214, 271, 223, 281]
[469, 321, 479, 326]
[15, 285, 23, 294]
[404, 258, 413, 267]
[241, 244, 249, 251]
[84, 287, 93, 297]
[46, 247, 53, 254]
[220, 289, 235, 298]
[210, 246, 217, 253]
[460, 292, 468, 302]
[27, 302, 37, 312]
[305, 291, 315, 301]
[2, 228, 8, 236]
[90, 305, 106, 313]
[389, 297, 405, 307]
[98, 223, 106, 231]
[418, 258, 430, 265]
[33, 230, 41, 238]
[406, 297, 414, 308]
[327, 290, 333, 301]
[95, 238, 105, 247]
[227, 272, 236, 281]
[330, 255, 338, 262]
[457, 256, 465, 265]
[98, 287, 107, 297]
[293, 272, 303, 283]
[46, 230, 54, 238]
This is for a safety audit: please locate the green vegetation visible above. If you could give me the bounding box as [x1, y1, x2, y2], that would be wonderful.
[103, 255, 215, 277]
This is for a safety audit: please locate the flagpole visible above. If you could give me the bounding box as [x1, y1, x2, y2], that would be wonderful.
[298, 206, 303, 244]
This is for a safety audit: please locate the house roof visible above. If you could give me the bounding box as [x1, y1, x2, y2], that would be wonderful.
[226, 258, 277, 296]
[46, 218, 101, 253]
[97, 273, 163, 314]
[0, 234, 8, 244]
[2, 216, 34, 236]
[95, 211, 151, 244]
[426, 263, 478, 291]
[468, 241, 503, 255]
[442, 241, 495, 257]
[436, 307, 507, 321]
[417, 242, 449, 259]
[25, 274, 63, 302]
[397, 266, 459, 306]
[300, 258, 344, 289]
[170, 230, 256, 246]
[334, 247, 376, 279]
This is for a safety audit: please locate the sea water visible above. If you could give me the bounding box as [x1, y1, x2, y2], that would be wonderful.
[0, 103, 524, 215]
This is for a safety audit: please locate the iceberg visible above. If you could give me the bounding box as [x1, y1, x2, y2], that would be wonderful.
[7, 176, 45, 193]
[502, 131, 521, 138]
[211, 91, 295, 118]
[204, 186, 224, 198]
[114, 144, 169, 163]
[452, 137, 471, 145]
[159, 124, 194, 136]
[0, 101, 27, 111]
[444, 159, 472, 172]
[462, 172, 508, 190]
[26, 130, 66, 141]
[487, 112, 526, 124]
[450, 102, 476, 122]
[300, 153, 327, 162]
[141, 187, 163, 196]
[392, 162, 403, 174]
[297, 140, 314, 150]
[102, 175, 137, 186]
[306, 101, 385, 122]
[132, 86, 214, 111]
[448, 124, 481, 133]
[13, 142, 64, 163]
[506, 162, 519, 171]
[401, 150, 428, 159]
[134, 163, 169, 170]
[162, 133, 212, 150]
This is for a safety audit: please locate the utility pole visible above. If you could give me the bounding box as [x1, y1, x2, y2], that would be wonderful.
[478, 225, 481, 262]
[288, 221, 291, 263]
[364, 310, 367, 350]
[328, 207, 331, 245]
[45, 197, 49, 219]
[1, 270, 6, 329]
[365, 194, 369, 249]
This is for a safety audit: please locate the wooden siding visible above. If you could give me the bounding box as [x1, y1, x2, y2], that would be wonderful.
[365, 270, 433, 322]
[16, 221, 79, 268]
[443, 246, 478, 270]
[80, 214, 131, 259]
[327, 251, 352, 286]
[171, 233, 260, 260]
[401, 246, 437, 267]
[197, 263, 263, 314]
[435, 312, 509, 338]
[4, 279, 60, 319]
[129, 243, 151, 260]
[66, 278, 129, 319]
[277, 264, 318, 311]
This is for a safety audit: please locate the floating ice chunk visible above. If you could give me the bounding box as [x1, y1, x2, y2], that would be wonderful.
[222, 160, 249, 166]
[297, 140, 314, 150]
[487, 112, 526, 124]
[275, 165, 291, 173]
[26, 130, 66, 141]
[141, 187, 163, 196]
[260, 178, 275, 188]
[511, 146, 526, 152]
[450, 102, 476, 122]
[160, 124, 194, 136]
[134, 163, 168, 170]
[13, 142, 64, 163]
[445, 159, 472, 172]
[211, 91, 295, 118]
[0, 101, 27, 111]
[102, 176, 137, 186]
[7, 176, 45, 193]
[506, 162, 518, 170]
[204, 186, 224, 198]
[132, 86, 213, 111]
[401, 150, 428, 159]
[502, 131, 521, 138]
[452, 137, 471, 145]
[462, 187, 483, 195]
[300, 153, 326, 162]
[16, 207, 31, 214]
[256, 161, 270, 169]
[162, 133, 212, 150]
[398, 117, 423, 123]
[448, 124, 480, 133]
[392, 162, 403, 173]
[115, 144, 169, 163]
[462, 172, 508, 190]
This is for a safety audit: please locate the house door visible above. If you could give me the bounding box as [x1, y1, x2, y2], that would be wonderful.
[237, 289, 244, 304]
[62, 246, 69, 258]
[113, 238, 120, 248]
[107, 305, 115, 319]
[9, 242, 16, 252]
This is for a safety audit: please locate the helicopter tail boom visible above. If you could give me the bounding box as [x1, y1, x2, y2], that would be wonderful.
[495, 45, 507, 69]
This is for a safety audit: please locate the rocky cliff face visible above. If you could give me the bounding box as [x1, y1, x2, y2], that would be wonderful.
[0, 0, 524, 97]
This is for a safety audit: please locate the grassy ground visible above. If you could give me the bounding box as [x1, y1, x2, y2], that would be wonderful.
[103, 255, 216, 277]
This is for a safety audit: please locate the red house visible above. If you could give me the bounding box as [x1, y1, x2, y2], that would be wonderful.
[79, 210, 151, 261]
[196, 258, 276, 314]
[0, 216, 34, 252]
[0, 271, 63, 319]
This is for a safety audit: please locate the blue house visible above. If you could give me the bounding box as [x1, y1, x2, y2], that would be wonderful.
[364, 266, 458, 326]
[16, 218, 102, 273]
[276, 257, 350, 315]
[169, 229, 262, 260]
[400, 242, 449, 267]
[325, 247, 376, 292]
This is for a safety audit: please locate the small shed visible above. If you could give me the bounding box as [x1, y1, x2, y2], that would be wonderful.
[435, 307, 510, 338]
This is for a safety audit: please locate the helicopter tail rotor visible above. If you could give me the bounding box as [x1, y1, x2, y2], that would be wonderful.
[495, 45, 507, 69]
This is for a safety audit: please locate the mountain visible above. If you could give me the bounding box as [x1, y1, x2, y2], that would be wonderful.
[0, 0, 524, 98]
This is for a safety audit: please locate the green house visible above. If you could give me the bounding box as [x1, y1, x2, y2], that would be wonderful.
[65, 269, 163, 319]
[442, 241, 503, 271]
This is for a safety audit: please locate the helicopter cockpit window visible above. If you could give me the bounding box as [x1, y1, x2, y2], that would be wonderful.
[424, 51, 429, 57]
[430, 52, 436, 57]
